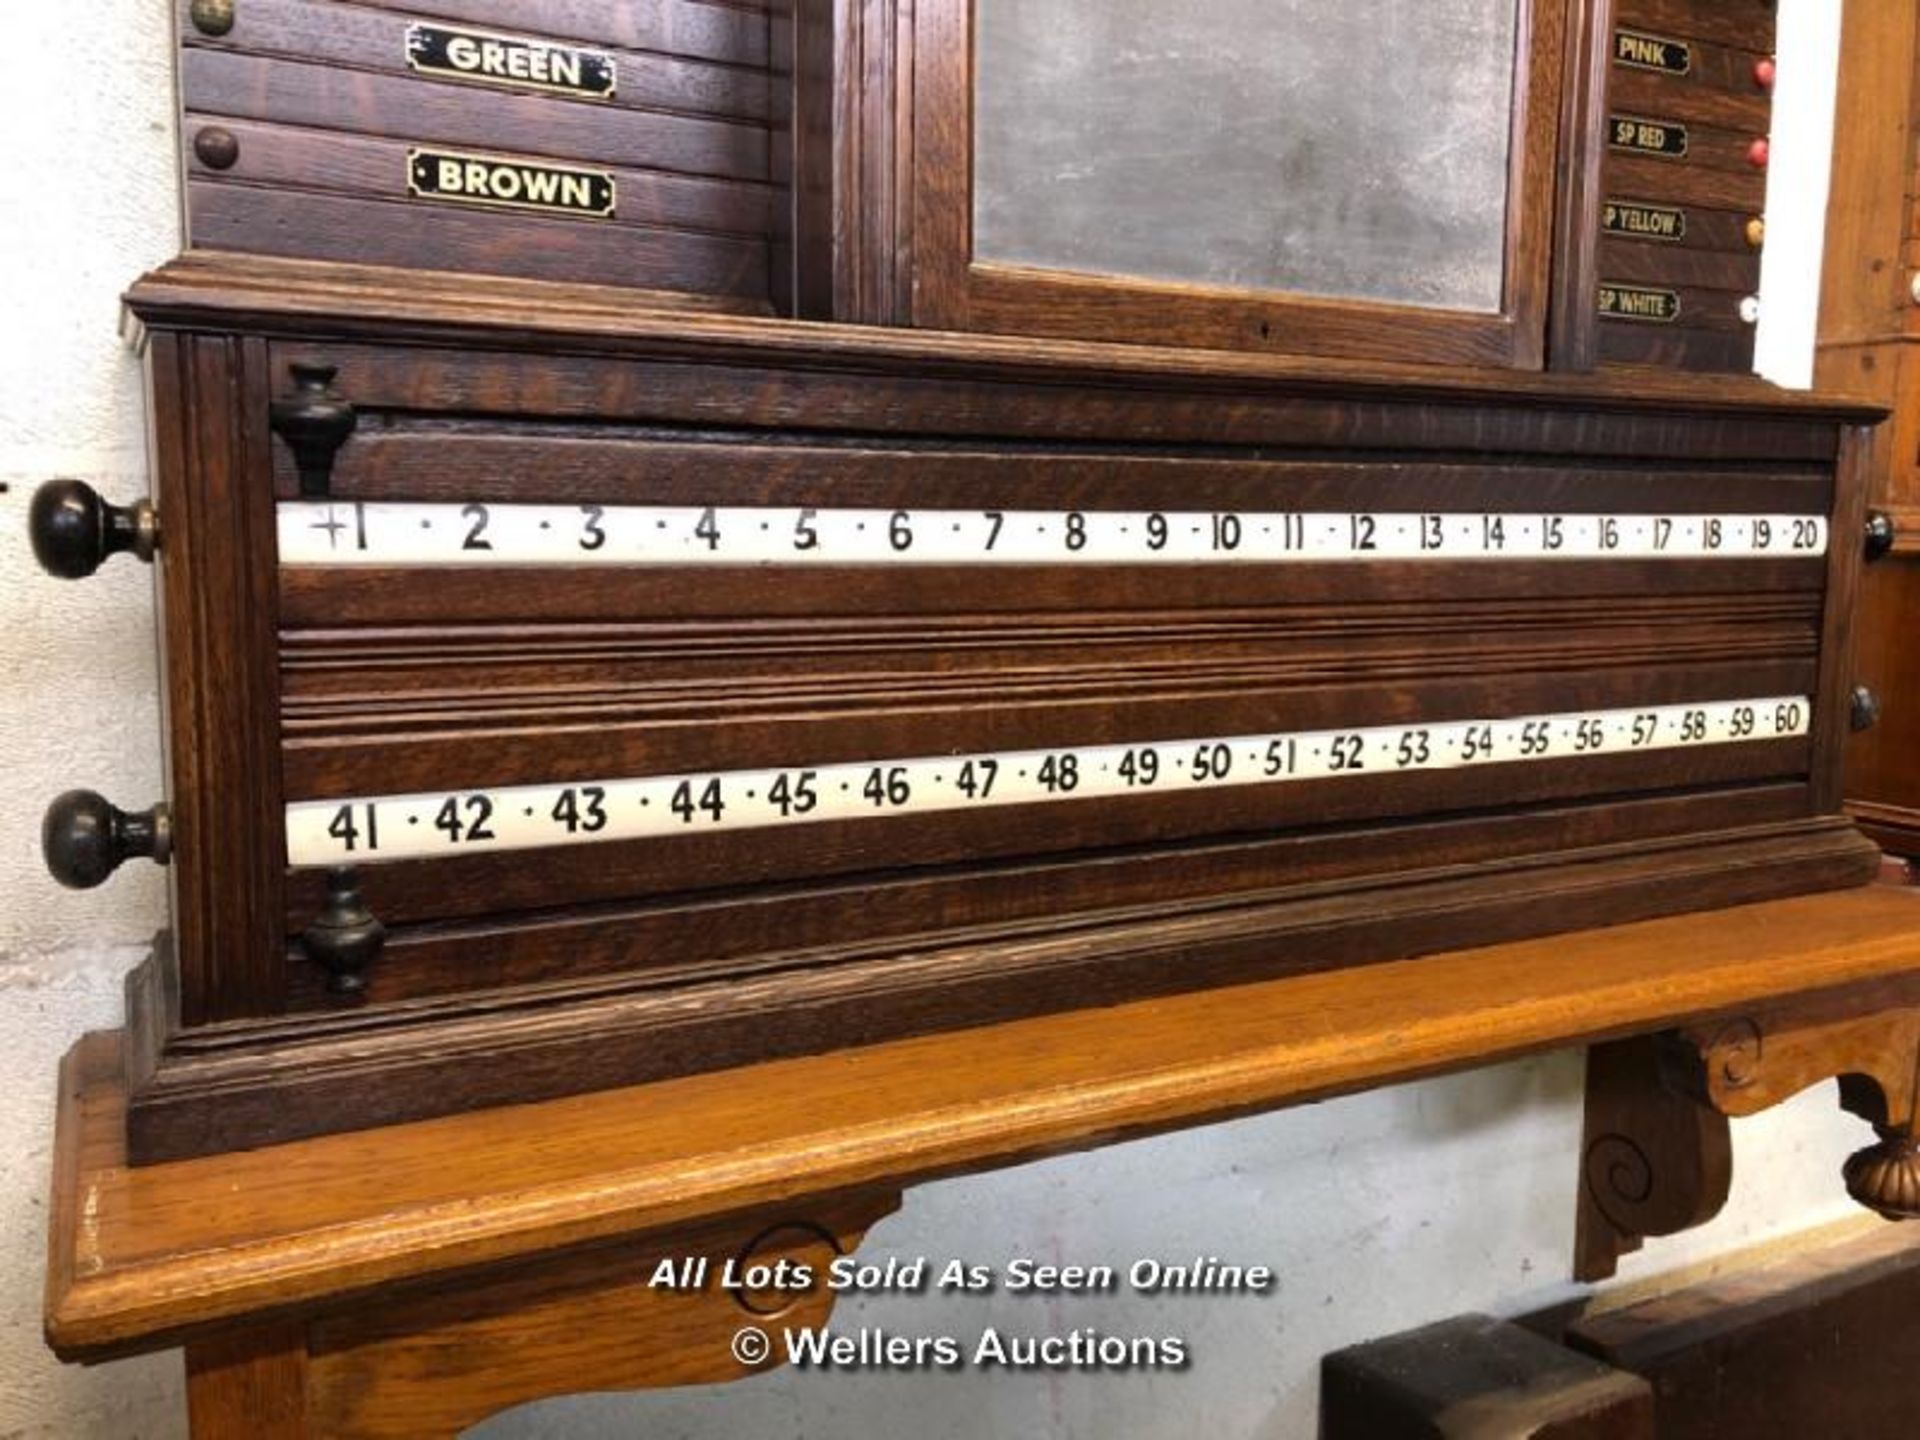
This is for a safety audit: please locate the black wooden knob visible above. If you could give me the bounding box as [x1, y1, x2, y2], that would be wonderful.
[1866, 511, 1898, 562]
[301, 867, 386, 996]
[1852, 685, 1882, 733]
[270, 363, 357, 498]
[42, 790, 172, 890]
[29, 479, 158, 579]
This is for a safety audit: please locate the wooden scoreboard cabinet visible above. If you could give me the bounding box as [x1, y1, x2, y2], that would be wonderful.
[29, 0, 1881, 1163]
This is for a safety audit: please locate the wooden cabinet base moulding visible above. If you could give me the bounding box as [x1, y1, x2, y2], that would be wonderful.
[123, 817, 1877, 1161]
[47, 889, 1920, 1439]
[1576, 991, 1920, 1281]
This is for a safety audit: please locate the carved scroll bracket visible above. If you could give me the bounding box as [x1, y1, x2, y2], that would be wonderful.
[1575, 988, 1920, 1281]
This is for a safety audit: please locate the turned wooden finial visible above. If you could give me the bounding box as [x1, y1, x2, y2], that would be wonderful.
[1843, 1132, 1920, 1220]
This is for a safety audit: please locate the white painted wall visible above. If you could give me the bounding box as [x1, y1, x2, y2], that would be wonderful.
[0, 4, 1873, 1437]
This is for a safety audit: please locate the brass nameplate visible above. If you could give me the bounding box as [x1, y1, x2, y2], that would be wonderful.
[1599, 284, 1681, 323]
[1609, 114, 1689, 159]
[406, 24, 616, 101]
[407, 149, 616, 219]
[1613, 29, 1692, 76]
[1603, 200, 1687, 243]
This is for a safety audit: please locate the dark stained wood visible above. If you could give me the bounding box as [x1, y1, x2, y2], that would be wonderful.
[1596, 324, 1754, 374]
[121, 252, 1879, 420]
[896, 0, 1571, 368]
[180, 45, 771, 182]
[1596, 279, 1755, 333]
[1323, 1314, 1654, 1440]
[91, 250, 1886, 1157]
[183, 0, 774, 122]
[1573, 1034, 1733, 1283]
[1567, 1223, 1920, 1440]
[1592, 0, 1775, 373]
[126, 821, 1878, 1162]
[1610, 66, 1769, 132]
[175, 0, 784, 303]
[1611, 0, 1777, 55]
[1550, 0, 1614, 372]
[207, 0, 776, 67]
[259, 337, 1854, 460]
[1596, 236, 1759, 290]
[1811, 427, 1876, 813]
[185, 120, 779, 237]
[191, 184, 773, 299]
[148, 334, 289, 1025]
[1603, 154, 1766, 214]
[284, 788, 1819, 1007]
[792, 0, 912, 324]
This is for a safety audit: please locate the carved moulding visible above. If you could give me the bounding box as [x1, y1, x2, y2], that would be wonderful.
[1575, 987, 1920, 1281]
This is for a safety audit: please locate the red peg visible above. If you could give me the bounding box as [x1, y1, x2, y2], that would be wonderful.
[1754, 57, 1776, 93]
[1747, 137, 1770, 170]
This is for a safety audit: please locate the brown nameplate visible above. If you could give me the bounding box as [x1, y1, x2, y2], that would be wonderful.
[1599, 284, 1681, 323]
[1609, 114, 1689, 160]
[1603, 201, 1686, 243]
[407, 149, 616, 219]
[406, 24, 616, 100]
[1613, 29, 1691, 77]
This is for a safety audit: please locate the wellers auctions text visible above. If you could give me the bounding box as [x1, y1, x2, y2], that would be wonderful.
[785, 1326, 1189, 1371]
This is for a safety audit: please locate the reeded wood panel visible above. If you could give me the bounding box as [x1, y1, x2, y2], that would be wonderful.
[263, 351, 1837, 1014]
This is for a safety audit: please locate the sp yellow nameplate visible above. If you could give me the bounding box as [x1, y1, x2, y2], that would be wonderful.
[1613, 30, 1691, 77]
[1609, 114, 1688, 160]
[286, 697, 1814, 866]
[406, 24, 617, 100]
[407, 148, 615, 218]
[1604, 200, 1686, 243]
[1599, 284, 1682, 323]
[277, 502, 1825, 566]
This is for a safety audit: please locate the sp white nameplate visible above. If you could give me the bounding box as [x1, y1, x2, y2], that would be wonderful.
[278, 503, 1830, 566]
[286, 696, 1812, 866]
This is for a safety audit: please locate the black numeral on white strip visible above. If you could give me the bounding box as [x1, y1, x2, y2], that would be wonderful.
[286, 696, 1813, 866]
[278, 503, 1830, 566]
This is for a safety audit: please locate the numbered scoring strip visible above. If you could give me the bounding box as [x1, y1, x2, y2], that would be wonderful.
[277, 502, 1830, 566]
[286, 695, 1813, 867]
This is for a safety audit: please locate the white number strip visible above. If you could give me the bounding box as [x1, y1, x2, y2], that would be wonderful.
[278, 502, 1830, 566]
[287, 696, 1812, 867]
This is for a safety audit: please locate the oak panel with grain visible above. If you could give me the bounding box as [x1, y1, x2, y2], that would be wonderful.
[47, 886, 1920, 1358]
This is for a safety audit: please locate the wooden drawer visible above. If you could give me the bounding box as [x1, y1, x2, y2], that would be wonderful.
[176, 0, 780, 303]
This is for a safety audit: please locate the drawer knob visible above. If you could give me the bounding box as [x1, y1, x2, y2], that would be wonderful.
[270, 363, 358, 498]
[188, 0, 235, 37]
[29, 480, 158, 579]
[301, 867, 386, 997]
[1866, 511, 1898, 561]
[42, 791, 172, 890]
[1852, 686, 1882, 734]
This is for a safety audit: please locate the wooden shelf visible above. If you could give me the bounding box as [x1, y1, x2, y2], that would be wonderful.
[48, 886, 1920, 1361]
